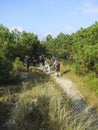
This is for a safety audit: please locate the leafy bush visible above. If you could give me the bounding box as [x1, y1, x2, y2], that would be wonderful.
[94, 63, 98, 76]
[87, 73, 98, 95]
[0, 58, 13, 83]
[13, 57, 24, 71]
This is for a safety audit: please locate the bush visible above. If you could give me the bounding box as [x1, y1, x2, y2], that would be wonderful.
[94, 63, 98, 76]
[0, 58, 13, 84]
[87, 73, 98, 95]
[73, 62, 89, 75]
[13, 57, 24, 71]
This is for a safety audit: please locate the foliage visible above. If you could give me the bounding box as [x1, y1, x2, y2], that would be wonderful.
[0, 57, 13, 84]
[43, 22, 98, 76]
[0, 69, 98, 130]
[42, 21, 98, 97]
[0, 22, 98, 76]
[0, 24, 47, 83]
[46, 34, 53, 41]
[0, 24, 46, 62]
[87, 73, 98, 95]
[13, 57, 24, 71]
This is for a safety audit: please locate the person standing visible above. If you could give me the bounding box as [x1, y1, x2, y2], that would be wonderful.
[44, 57, 50, 74]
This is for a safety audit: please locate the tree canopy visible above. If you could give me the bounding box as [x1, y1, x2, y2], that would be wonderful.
[42, 22, 98, 75]
[0, 22, 98, 83]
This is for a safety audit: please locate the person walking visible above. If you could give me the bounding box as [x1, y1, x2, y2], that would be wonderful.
[24, 55, 30, 72]
[54, 60, 61, 77]
[39, 54, 45, 70]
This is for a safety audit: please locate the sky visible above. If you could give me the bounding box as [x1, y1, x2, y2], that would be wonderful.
[0, 0, 98, 40]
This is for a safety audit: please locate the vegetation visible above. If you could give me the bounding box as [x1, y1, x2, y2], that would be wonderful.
[0, 68, 98, 130]
[0, 22, 98, 129]
[42, 22, 98, 96]
[0, 24, 46, 84]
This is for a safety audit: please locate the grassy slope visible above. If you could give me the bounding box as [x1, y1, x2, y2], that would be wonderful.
[60, 62, 98, 111]
[0, 66, 98, 130]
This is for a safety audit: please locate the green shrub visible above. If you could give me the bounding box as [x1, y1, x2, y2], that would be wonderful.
[0, 58, 13, 83]
[13, 57, 24, 71]
[73, 62, 88, 75]
[87, 73, 98, 95]
[94, 63, 98, 75]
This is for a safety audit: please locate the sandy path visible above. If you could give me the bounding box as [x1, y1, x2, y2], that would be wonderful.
[51, 74, 93, 113]
[38, 66, 98, 118]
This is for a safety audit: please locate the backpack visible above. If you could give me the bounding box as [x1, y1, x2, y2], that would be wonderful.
[57, 61, 60, 67]
[55, 61, 60, 70]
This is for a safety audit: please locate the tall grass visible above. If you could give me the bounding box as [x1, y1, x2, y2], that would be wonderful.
[8, 80, 98, 130]
[0, 67, 98, 130]
[61, 62, 98, 111]
[87, 73, 98, 95]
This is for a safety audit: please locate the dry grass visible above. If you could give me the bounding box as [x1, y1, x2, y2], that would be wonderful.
[60, 62, 98, 111]
[1, 66, 98, 130]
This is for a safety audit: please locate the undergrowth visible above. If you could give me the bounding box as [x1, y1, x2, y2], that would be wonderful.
[0, 67, 98, 130]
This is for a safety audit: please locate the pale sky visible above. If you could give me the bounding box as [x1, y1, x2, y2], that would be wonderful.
[0, 0, 98, 40]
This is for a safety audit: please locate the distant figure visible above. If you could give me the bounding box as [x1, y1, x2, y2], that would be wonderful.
[24, 55, 30, 72]
[32, 56, 36, 66]
[51, 56, 55, 65]
[41, 54, 45, 66]
[54, 60, 60, 77]
[44, 57, 50, 74]
[39, 54, 45, 69]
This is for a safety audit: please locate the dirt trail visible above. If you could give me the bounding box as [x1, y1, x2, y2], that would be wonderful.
[38, 65, 98, 116]
[51, 73, 95, 114]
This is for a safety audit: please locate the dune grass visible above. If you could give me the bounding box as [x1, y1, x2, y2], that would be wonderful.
[60, 62, 98, 111]
[0, 67, 98, 130]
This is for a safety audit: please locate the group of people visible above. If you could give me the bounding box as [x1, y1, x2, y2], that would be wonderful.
[39, 55, 61, 76]
[24, 55, 61, 77]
